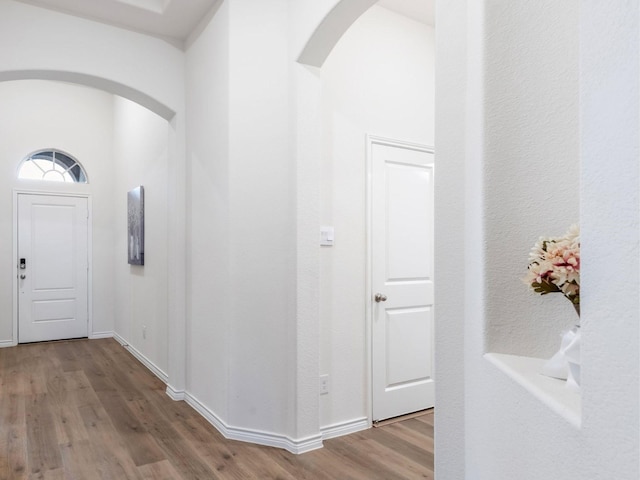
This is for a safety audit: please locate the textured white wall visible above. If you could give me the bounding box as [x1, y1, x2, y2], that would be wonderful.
[436, 0, 640, 478]
[0, 80, 115, 342]
[112, 96, 170, 375]
[483, 0, 580, 358]
[319, 5, 434, 428]
[580, 1, 640, 477]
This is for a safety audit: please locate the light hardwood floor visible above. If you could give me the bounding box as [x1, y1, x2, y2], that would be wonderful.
[0, 338, 434, 479]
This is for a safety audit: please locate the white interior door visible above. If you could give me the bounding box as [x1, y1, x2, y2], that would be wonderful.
[371, 139, 435, 422]
[18, 194, 89, 343]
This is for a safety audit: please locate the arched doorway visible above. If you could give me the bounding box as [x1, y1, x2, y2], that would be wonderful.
[294, 0, 436, 435]
[0, 70, 186, 397]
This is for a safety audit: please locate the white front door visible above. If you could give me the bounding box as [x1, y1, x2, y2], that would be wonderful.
[371, 138, 435, 422]
[18, 194, 89, 343]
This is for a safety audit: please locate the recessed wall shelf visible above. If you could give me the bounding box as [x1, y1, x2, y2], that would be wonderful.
[484, 353, 581, 429]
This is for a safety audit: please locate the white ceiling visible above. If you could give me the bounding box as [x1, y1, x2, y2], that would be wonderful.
[15, 0, 219, 47]
[15, 0, 433, 49]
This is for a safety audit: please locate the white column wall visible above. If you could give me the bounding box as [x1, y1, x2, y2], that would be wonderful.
[185, 0, 304, 442]
[185, 0, 231, 421]
[226, 0, 296, 435]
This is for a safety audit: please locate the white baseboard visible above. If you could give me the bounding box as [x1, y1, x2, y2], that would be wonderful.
[184, 392, 324, 455]
[166, 384, 185, 401]
[321, 417, 370, 440]
[112, 332, 169, 385]
[89, 331, 114, 339]
[0, 339, 16, 348]
[108, 334, 329, 455]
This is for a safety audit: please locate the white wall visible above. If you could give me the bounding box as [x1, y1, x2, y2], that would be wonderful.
[185, 0, 231, 421]
[0, 80, 115, 342]
[319, 5, 434, 428]
[0, 0, 184, 118]
[113, 96, 170, 375]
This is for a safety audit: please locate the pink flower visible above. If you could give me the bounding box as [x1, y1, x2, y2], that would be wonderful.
[524, 224, 580, 310]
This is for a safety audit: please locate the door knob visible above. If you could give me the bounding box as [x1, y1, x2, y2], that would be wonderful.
[20, 274, 26, 279]
[374, 293, 387, 303]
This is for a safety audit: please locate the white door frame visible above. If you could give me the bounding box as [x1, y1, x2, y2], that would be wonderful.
[12, 189, 93, 346]
[365, 134, 435, 423]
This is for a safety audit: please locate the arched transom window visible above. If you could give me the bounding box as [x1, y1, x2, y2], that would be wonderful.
[18, 149, 88, 183]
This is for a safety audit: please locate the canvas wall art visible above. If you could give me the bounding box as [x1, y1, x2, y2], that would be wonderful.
[127, 186, 144, 265]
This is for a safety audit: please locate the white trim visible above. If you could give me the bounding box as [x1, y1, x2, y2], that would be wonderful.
[367, 135, 435, 153]
[87, 195, 94, 338]
[321, 417, 370, 440]
[13, 190, 93, 345]
[0, 340, 17, 348]
[12, 193, 18, 346]
[165, 384, 185, 401]
[365, 135, 435, 422]
[365, 135, 374, 423]
[112, 332, 169, 385]
[89, 331, 114, 339]
[184, 392, 324, 455]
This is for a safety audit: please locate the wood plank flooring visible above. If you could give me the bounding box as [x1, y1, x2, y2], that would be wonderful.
[0, 339, 434, 479]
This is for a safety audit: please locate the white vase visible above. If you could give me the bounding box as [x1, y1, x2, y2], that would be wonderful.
[542, 325, 581, 392]
[564, 326, 581, 392]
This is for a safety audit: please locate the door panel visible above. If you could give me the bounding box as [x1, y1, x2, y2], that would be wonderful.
[18, 194, 89, 343]
[386, 307, 433, 386]
[386, 163, 432, 281]
[372, 140, 434, 421]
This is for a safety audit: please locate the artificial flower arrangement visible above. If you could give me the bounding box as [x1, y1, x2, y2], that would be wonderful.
[524, 224, 580, 317]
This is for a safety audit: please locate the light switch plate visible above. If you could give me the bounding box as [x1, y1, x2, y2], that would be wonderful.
[320, 226, 334, 246]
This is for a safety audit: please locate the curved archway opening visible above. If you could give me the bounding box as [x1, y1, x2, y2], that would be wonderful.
[297, 0, 377, 67]
[0, 70, 175, 121]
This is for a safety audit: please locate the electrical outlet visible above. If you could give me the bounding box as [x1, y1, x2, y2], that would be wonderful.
[142, 325, 147, 339]
[319, 374, 329, 395]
